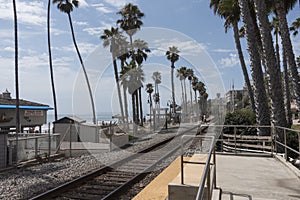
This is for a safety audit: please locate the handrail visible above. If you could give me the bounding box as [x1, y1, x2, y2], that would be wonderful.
[180, 134, 216, 200]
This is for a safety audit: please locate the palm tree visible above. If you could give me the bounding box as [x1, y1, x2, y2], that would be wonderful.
[47, 0, 58, 122]
[101, 27, 125, 123]
[253, 0, 287, 131]
[145, 83, 154, 126]
[270, 17, 292, 128]
[166, 46, 180, 115]
[238, 0, 271, 136]
[117, 3, 145, 125]
[186, 68, 194, 113]
[272, 0, 300, 114]
[117, 3, 144, 53]
[210, 0, 255, 113]
[152, 71, 162, 104]
[120, 62, 144, 131]
[133, 39, 151, 126]
[117, 35, 130, 125]
[53, 0, 96, 124]
[194, 81, 206, 116]
[176, 66, 188, 121]
[290, 18, 300, 36]
[13, 0, 20, 163]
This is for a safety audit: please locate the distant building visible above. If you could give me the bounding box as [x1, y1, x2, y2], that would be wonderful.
[225, 87, 248, 112]
[0, 89, 52, 132]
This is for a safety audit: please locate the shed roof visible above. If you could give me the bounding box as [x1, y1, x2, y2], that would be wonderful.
[0, 99, 52, 110]
[53, 116, 86, 124]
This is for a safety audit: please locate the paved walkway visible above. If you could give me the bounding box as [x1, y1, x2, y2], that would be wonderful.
[217, 154, 300, 200]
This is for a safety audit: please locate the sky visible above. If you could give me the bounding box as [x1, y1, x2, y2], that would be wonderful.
[0, 0, 300, 119]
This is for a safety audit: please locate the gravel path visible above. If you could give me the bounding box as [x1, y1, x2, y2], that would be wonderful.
[0, 130, 179, 200]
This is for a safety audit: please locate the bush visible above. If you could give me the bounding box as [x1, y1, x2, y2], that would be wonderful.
[224, 109, 256, 135]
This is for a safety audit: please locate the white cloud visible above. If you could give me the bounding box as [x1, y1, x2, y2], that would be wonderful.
[103, 0, 138, 9]
[74, 21, 89, 26]
[83, 21, 113, 35]
[78, 0, 89, 7]
[213, 49, 236, 53]
[91, 3, 113, 13]
[219, 53, 239, 68]
[0, 0, 46, 26]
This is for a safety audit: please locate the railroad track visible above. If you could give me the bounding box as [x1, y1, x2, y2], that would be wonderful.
[30, 123, 207, 200]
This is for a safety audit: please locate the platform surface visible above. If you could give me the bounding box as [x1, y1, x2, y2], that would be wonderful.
[217, 154, 300, 200]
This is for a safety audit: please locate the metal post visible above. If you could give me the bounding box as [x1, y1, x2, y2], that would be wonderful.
[284, 129, 287, 161]
[271, 126, 274, 156]
[181, 154, 184, 185]
[48, 122, 51, 162]
[35, 137, 38, 158]
[213, 147, 217, 189]
[69, 121, 72, 157]
[234, 126, 237, 154]
[298, 132, 300, 160]
[207, 165, 211, 200]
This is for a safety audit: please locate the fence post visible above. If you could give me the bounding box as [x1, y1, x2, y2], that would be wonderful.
[298, 132, 300, 160]
[207, 165, 211, 200]
[284, 129, 287, 161]
[271, 126, 274, 156]
[234, 126, 237, 154]
[48, 122, 51, 162]
[213, 147, 217, 189]
[35, 137, 38, 158]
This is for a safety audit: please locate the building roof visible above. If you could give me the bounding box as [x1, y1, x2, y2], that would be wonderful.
[53, 116, 86, 124]
[0, 98, 52, 110]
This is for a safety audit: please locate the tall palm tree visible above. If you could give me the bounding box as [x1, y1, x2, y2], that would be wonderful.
[47, 0, 58, 122]
[272, 0, 300, 113]
[253, 0, 287, 131]
[145, 83, 153, 126]
[210, 0, 255, 113]
[270, 17, 292, 128]
[133, 39, 151, 126]
[176, 66, 188, 120]
[117, 3, 145, 125]
[53, 0, 96, 124]
[186, 68, 194, 112]
[238, 0, 271, 136]
[101, 27, 125, 123]
[194, 81, 206, 116]
[152, 71, 162, 104]
[166, 46, 180, 115]
[13, 0, 20, 163]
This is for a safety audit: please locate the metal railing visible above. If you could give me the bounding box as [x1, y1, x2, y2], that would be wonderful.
[180, 135, 216, 200]
[188, 124, 300, 200]
[8, 133, 60, 165]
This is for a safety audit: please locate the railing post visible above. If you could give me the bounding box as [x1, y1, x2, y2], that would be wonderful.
[213, 147, 217, 189]
[181, 154, 184, 185]
[271, 125, 274, 156]
[234, 126, 237, 154]
[48, 122, 51, 162]
[284, 129, 287, 161]
[221, 127, 223, 152]
[207, 165, 211, 200]
[298, 132, 300, 160]
[35, 137, 38, 158]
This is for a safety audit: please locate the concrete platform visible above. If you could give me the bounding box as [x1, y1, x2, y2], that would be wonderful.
[216, 154, 300, 200]
[133, 154, 208, 200]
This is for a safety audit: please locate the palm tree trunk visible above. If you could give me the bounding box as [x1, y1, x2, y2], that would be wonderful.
[132, 93, 136, 134]
[67, 13, 96, 124]
[13, 0, 20, 163]
[183, 79, 188, 119]
[275, 0, 300, 112]
[233, 21, 256, 113]
[121, 61, 129, 126]
[171, 65, 176, 114]
[283, 49, 293, 128]
[112, 57, 125, 123]
[253, 0, 287, 131]
[47, 0, 58, 122]
[239, 0, 271, 136]
[189, 80, 193, 115]
[139, 87, 143, 126]
[135, 90, 139, 124]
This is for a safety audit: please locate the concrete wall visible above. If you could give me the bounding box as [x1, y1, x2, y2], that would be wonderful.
[0, 131, 7, 169]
